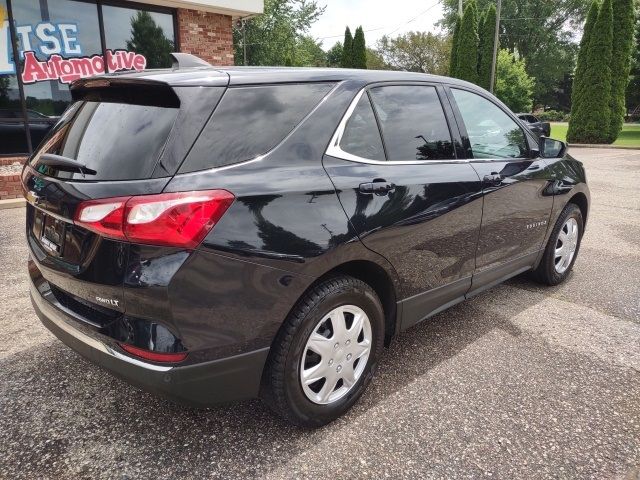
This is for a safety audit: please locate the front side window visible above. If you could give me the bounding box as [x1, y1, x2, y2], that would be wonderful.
[339, 93, 385, 161]
[369, 85, 455, 161]
[451, 88, 528, 159]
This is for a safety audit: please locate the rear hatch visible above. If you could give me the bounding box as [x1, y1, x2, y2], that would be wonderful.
[24, 74, 228, 321]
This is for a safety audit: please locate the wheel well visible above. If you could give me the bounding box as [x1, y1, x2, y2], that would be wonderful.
[317, 261, 398, 346]
[569, 192, 589, 228]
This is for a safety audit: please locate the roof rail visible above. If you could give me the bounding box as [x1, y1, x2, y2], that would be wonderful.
[170, 53, 212, 69]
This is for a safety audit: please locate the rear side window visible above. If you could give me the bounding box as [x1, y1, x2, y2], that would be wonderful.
[339, 93, 385, 161]
[369, 85, 455, 161]
[181, 83, 334, 172]
[31, 100, 178, 181]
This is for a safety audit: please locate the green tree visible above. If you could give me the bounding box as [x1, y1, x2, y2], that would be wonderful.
[494, 49, 535, 112]
[627, 11, 640, 114]
[352, 26, 367, 69]
[233, 0, 325, 66]
[326, 42, 343, 67]
[449, 15, 461, 76]
[568, 0, 614, 143]
[293, 36, 326, 66]
[377, 31, 451, 74]
[442, 0, 592, 106]
[567, 0, 599, 142]
[342, 26, 353, 68]
[455, 0, 480, 83]
[607, 0, 635, 141]
[477, 4, 497, 90]
[366, 48, 388, 69]
[125, 11, 174, 68]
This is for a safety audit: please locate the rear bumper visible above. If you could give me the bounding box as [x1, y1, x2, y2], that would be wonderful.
[30, 280, 269, 406]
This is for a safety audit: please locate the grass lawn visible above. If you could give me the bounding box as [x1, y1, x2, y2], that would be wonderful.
[550, 122, 640, 147]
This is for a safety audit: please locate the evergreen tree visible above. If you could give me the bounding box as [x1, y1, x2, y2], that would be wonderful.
[342, 27, 353, 68]
[455, 0, 480, 84]
[352, 26, 367, 69]
[567, 0, 600, 143]
[626, 13, 640, 114]
[126, 11, 174, 68]
[449, 15, 461, 77]
[569, 0, 614, 143]
[478, 4, 497, 90]
[607, 0, 635, 142]
[326, 42, 343, 67]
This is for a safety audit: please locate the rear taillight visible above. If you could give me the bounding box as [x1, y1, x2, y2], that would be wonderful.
[118, 343, 188, 363]
[74, 190, 234, 248]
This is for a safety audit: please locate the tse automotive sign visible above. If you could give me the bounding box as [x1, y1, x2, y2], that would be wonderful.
[0, 13, 146, 84]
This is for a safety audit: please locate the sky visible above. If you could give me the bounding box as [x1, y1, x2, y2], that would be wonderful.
[308, 0, 446, 50]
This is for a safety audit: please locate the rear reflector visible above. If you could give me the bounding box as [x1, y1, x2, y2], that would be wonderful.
[119, 343, 188, 363]
[74, 190, 234, 248]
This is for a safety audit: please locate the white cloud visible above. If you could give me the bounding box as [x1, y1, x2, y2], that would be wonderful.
[308, 0, 445, 49]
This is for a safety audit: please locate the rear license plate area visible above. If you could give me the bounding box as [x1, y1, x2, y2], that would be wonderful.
[40, 213, 66, 256]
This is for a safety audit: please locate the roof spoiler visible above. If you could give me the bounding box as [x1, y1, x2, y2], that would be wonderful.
[170, 53, 212, 69]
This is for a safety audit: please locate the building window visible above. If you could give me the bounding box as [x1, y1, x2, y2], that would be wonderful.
[103, 4, 175, 69]
[0, 0, 176, 155]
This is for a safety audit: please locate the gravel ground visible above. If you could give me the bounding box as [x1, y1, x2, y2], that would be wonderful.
[0, 148, 639, 479]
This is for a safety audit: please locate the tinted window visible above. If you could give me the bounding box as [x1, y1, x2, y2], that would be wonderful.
[369, 85, 455, 160]
[339, 93, 385, 161]
[182, 83, 334, 172]
[30, 100, 178, 180]
[452, 89, 528, 159]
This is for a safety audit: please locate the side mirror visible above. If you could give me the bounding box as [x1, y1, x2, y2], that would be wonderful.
[538, 136, 567, 158]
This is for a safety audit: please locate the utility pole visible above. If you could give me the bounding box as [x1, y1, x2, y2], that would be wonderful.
[458, 0, 463, 16]
[489, 0, 501, 93]
[242, 19, 248, 66]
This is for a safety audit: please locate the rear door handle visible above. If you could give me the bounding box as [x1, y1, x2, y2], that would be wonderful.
[359, 180, 396, 195]
[483, 173, 503, 187]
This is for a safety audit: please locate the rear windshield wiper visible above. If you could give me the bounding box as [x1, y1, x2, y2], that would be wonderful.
[38, 154, 97, 176]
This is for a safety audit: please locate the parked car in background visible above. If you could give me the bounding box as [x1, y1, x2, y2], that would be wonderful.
[517, 113, 551, 137]
[23, 56, 590, 427]
[0, 109, 59, 155]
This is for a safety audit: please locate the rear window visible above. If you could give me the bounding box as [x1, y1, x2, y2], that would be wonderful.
[30, 100, 178, 181]
[180, 83, 334, 173]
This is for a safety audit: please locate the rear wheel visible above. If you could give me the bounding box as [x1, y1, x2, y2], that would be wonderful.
[263, 275, 384, 427]
[533, 203, 584, 285]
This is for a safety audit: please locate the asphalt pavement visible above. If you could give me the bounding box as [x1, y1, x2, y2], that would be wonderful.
[0, 148, 638, 479]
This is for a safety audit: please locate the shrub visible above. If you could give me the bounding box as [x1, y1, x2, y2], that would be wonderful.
[537, 110, 566, 122]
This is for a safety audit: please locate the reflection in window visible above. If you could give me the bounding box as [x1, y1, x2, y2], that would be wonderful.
[103, 5, 175, 69]
[182, 83, 335, 172]
[1, 0, 26, 153]
[451, 88, 527, 159]
[340, 93, 385, 161]
[369, 85, 455, 161]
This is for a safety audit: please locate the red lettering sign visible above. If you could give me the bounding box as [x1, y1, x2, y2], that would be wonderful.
[21, 49, 147, 84]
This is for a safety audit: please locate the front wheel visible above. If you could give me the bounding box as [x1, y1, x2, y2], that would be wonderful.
[262, 275, 385, 427]
[533, 202, 584, 285]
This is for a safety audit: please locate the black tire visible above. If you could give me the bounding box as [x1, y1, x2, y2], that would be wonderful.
[532, 202, 584, 286]
[262, 275, 385, 428]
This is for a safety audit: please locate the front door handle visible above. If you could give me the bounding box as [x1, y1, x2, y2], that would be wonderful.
[483, 173, 503, 187]
[359, 180, 396, 195]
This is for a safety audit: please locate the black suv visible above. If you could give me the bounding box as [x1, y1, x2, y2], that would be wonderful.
[23, 56, 589, 427]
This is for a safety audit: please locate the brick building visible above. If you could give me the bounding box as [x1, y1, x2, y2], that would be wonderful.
[0, 0, 262, 199]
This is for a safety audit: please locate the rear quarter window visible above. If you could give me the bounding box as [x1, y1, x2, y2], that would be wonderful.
[180, 83, 334, 172]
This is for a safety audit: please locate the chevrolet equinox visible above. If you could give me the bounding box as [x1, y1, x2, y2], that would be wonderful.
[23, 54, 590, 427]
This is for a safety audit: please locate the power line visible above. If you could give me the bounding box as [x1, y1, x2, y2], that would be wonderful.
[314, 0, 442, 41]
